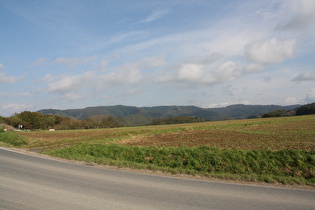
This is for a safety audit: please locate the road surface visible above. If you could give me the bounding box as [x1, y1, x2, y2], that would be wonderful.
[1, 147, 314, 209]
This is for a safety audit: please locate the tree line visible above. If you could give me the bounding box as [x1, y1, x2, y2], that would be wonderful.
[1, 111, 210, 130]
[150, 116, 207, 125]
[1, 111, 121, 130]
[296, 103, 315, 115]
[262, 103, 315, 118]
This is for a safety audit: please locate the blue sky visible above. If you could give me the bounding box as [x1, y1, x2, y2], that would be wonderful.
[1, 0, 315, 116]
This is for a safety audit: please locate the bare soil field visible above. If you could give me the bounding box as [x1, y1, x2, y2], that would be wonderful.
[17, 115, 315, 151]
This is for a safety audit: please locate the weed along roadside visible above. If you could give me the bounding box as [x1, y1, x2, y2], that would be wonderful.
[1, 115, 315, 187]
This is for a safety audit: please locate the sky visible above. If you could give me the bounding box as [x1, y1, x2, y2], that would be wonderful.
[1, 0, 315, 117]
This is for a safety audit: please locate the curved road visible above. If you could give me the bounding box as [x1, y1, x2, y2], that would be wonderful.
[1, 147, 314, 210]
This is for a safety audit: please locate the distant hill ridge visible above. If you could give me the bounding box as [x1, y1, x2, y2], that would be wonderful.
[38, 104, 300, 126]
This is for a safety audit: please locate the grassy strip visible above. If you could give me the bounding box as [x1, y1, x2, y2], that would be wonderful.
[44, 144, 315, 185]
[0, 130, 28, 146]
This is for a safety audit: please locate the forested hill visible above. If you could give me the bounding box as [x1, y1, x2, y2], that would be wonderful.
[38, 104, 300, 126]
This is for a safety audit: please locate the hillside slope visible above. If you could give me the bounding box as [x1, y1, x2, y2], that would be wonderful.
[38, 104, 300, 126]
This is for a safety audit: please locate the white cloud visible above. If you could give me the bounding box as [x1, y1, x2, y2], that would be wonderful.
[245, 38, 297, 64]
[305, 88, 315, 102]
[47, 71, 96, 94]
[216, 62, 264, 81]
[0, 92, 10, 97]
[41, 73, 56, 82]
[178, 63, 204, 81]
[99, 55, 165, 87]
[137, 9, 170, 24]
[292, 71, 315, 82]
[203, 31, 261, 57]
[277, 0, 315, 31]
[101, 95, 110, 99]
[18, 92, 31, 97]
[0, 92, 31, 99]
[207, 102, 230, 108]
[0, 64, 21, 84]
[285, 96, 300, 104]
[158, 57, 265, 87]
[184, 54, 223, 65]
[101, 68, 142, 86]
[1, 104, 34, 113]
[32, 57, 47, 66]
[44, 55, 166, 100]
[52, 56, 97, 68]
[0, 72, 21, 84]
[63, 92, 86, 101]
[123, 54, 166, 70]
[97, 60, 108, 72]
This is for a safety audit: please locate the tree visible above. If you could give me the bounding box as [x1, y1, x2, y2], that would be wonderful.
[5, 114, 23, 128]
[0, 116, 5, 123]
[4, 111, 121, 130]
[151, 116, 207, 125]
[151, 118, 164, 125]
[296, 103, 315, 115]
[39, 115, 58, 129]
[85, 115, 121, 129]
[262, 109, 287, 118]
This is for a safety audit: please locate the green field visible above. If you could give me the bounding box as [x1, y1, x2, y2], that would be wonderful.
[1, 115, 315, 186]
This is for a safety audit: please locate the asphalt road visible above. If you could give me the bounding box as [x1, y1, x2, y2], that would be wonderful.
[1, 147, 314, 210]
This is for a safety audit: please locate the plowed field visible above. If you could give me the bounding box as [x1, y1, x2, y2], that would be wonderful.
[18, 115, 315, 151]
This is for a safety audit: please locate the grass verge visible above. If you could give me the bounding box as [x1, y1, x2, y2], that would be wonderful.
[44, 144, 315, 185]
[0, 130, 28, 147]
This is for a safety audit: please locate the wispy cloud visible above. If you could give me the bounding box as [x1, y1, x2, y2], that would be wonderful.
[0, 92, 10, 97]
[305, 88, 315, 102]
[292, 71, 315, 82]
[52, 56, 97, 68]
[136, 9, 170, 24]
[276, 0, 315, 31]
[1, 104, 35, 114]
[46, 71, 96, 94]
[99, 55, 166, 87]
[32, 57, 48, 66]
[0, 72, 22, 84]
